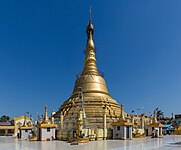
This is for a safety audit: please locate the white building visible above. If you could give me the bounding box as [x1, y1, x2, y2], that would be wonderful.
[19, 127, 32, 139]
[37, 124, 56, 141]
[112, 104, 133, 140]
[112, 121, 133, 140]
[15, 115, 33, 139]
[37, 106, 57, 141]
[147, 110, 163, 138]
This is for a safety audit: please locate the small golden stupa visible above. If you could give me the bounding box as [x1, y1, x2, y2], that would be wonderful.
[58, 10, 121, 129]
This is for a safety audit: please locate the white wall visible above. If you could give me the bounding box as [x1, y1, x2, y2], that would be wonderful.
[113, 126, 125, 139]
[129, 126, 132, 138]
[21, 129, 31, 139]
[113, 126, 132, 140]
[148, 127, 152, 136]
[40, 128, 55, 141]
[148, 127, 161, 136]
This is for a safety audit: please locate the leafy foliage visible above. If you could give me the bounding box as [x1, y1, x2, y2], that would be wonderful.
[0, 115, 10, 122]
[156, 110, 164, 120]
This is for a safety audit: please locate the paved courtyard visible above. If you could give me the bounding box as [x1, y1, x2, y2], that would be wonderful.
[0, 135, 181, 150]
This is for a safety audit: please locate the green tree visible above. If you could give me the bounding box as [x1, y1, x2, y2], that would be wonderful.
[156, 110, 164, 121]
[0, 115, 10, 122]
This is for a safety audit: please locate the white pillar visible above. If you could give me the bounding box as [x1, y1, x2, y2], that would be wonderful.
[123, 126, 126, 140]
[160, 127, 163, 136]
[141, 117, 145, 129]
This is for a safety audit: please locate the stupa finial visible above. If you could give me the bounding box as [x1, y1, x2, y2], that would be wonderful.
[89, 6, 92, 22]
[120, 104, 125, 121]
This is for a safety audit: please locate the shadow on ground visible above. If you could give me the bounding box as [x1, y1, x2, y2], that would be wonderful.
[170, 142, 181, 145]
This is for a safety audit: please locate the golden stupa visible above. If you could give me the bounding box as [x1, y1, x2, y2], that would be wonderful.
[58, 12, 121, 130]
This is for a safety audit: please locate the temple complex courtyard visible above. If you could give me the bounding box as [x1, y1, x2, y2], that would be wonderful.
[0, 135, 181, 150]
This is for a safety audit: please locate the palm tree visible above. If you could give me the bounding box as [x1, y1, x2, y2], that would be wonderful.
[156, 110, 164, 121]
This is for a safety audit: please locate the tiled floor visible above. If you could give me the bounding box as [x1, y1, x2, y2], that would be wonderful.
[0, 135, 181, 150]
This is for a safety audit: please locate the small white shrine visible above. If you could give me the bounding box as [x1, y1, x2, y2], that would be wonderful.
[112, 104, 133, 140]
[37, 106, 57, 141]
[147, 110, 163, 138]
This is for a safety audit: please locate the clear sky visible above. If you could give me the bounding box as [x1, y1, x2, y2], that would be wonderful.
[0, 0, 181, 119]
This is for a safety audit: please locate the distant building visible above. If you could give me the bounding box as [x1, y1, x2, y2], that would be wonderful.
[0, 115, 32, 137]
[163, 124, 174, 135]
[0, 122, 14, 136]
[17, 115, 33, 139]
[175, 114, 181, 126]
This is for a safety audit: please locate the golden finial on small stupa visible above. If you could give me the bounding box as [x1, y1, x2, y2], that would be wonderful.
[153, 110, 157, 123]
[43, 105, 49, 123]
[120, 104, 125, 121]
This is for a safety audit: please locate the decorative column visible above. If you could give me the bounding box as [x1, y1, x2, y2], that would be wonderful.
[14, 120, 18, 136]
[79, 110, 83, 131]
[5, 129, 8, 135]
[160, 127, 163, 136]
[56, 110, 64, 140]
[51, 110, 56, 124]
[120, 104, 125, 121]
[103, 105, 107, 140]
[141, 114, 145, 129]
[60, 111, 64, 129]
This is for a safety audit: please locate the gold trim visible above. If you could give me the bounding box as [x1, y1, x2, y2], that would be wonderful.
[38, 124, 57, 128]
[21, 126, 33, 130]
[112, 120, 133, 126]
[14, 116, 30, 121]
[0, 126, 15, 129]
[148, 122, 163, 127]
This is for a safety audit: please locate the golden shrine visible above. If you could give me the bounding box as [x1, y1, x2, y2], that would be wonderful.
[57, 10, 121, 137]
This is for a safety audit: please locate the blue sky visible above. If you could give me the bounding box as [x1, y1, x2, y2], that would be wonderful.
[0, 0, 181, 119]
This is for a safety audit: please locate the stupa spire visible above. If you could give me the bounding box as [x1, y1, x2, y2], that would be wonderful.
[43, 105, 49, 123]
[82, 8, 99, 76]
